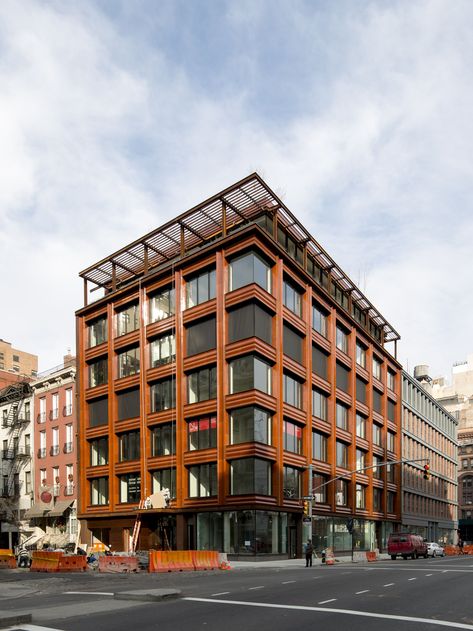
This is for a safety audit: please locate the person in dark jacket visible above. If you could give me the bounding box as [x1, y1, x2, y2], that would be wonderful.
[305, 539, 314, 567]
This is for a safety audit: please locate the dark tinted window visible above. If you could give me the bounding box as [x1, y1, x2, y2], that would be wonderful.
[228, 303, 272, 344]
[88, 397, 108, 427]
[356, 377, 366, 404]
[336, 362, 350, 392]
[313, 346, 328, 379]
[283, 325, 304, 364]
[117, 388, 140, 421]
[186, 316, 216, 356]
[373, 389, 382, 414]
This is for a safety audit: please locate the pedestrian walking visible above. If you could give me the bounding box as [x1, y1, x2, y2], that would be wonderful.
[458, 538, 464, 555]
[305, 539, 314, 567]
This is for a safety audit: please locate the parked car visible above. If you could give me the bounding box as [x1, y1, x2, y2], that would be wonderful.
[388, 533, 428, 560]
[426, 542, 445, 557]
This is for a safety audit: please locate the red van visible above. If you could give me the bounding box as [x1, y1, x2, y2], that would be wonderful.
[388, 533, 428, 560]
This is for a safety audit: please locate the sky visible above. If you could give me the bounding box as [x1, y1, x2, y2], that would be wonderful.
[0, 0, 472, 379]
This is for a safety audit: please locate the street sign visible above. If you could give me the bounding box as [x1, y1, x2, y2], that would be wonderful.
[302, 496, 313, 500]
[302, 517, 311, 523]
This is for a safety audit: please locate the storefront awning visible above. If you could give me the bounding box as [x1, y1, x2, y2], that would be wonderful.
[24, 503, 51, 519]
[48, 499, 74, 517]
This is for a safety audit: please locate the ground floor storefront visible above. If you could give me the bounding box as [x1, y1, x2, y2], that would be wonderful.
[82, 510, 399, 558]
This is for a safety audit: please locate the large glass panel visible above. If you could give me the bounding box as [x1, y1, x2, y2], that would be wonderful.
[336, 402, 348, 430]
[231, 458, 271, 495]
[356, 377, 366, 403]
[356, 413, 366, 438]
[230, 407, 271, 445]
[313, 389, 328, 420]
[117, 388, 140, 420]
[228, 303, 272, 345]
[151, 378, 175, 412]
[283, 419, 302, 453]
[119, 431, 140, 461]
[336, 441, 348, 468]
[313, 431, 327, 461]
[283, 466, 301, 499]
[88, 316, 107, 347]
[312, 346, 328, 379]
[283, 325, 304, 364]
[312, 304, 327, 337]
[119, 473, 141, 502]
[356, 484, 366, 509]
[90, 477, 109, 505]
[117, 303, 139, 336]
[356, 342, 366, 368]
[152, 468, 176, 498]
[88, 397, 108, 427]
[283, 280, 302, 317]
[186, 269, 216, 308]
[90, 437, 108, 466]
[151, 423, 176, 456]
[313, 473, 328, 503]
[150, 333, 176, 367]
[149, 287, 175, 322]
[336, 362, 350, 392]
[189, 463, 217, 497]
[373, 389, 382, 414]
[89, 358, 108, 387]
[187, 366, 217, 403]
[283, 373, 302, 408]
[117, 347, 140, 378]
[229, 356, 271, 395]
[187, 416, 217, 451]
[335, 479, 348, 506]
[336, 325, 348, 353]
[186, 317, 216, 356]
[229, 252, 271, 292]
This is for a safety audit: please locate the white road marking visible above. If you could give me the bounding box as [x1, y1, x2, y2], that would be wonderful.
[185, 598, 473, 629]
[212, 592, 230, 596]
[384, 583, 394, 587]
[248, 586, 264, 590]
[312, 576, 321, 579]
[356, 590, 369, 594]
[426, 574, 433, 576]
[63, 591, 114, 596]
[318, 598, 337, 604]
[408, 578, 417, 581]
[3, 625, 63, 631]
[282, 581, 296, 584]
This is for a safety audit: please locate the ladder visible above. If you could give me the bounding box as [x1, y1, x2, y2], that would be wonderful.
[130, 499, 145, 552]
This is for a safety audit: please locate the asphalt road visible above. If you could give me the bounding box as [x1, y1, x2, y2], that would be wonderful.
[2, 555, 473, 631]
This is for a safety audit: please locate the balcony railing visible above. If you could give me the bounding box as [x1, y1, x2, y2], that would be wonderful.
[38, 447, 46, 459]
[63, 404, 73, 417]
[37, 412, 46, 424]
[50, 445, 60, 456]
[63, 442, 73, 454]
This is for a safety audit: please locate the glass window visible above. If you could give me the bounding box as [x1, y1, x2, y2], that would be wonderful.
[386, 462, 395, 483]
[230, 407, 271, 445]
[373, 389, 382, 414]
[230, 458, 272, 495]
[188, 366, 217, 403]
[387, 431, 395, 452]
[335, 479, 348, 506]
[119, 430, 140, 462]
[283, 373, 302, 408]
[149, 287, 175, 322]
[313, 389, 328, 420]
[151, 378, 175, 412]
[336, 362, 350, 392]
[387, 400, 396, 422]
[313, 473, 328, 503]
[356, 342, 366, 368]
[313, 431, 327, 461]
[336, 325, 348, 353]
[151, 423, 176, 456]
[283, 466, 301, 499]
[152, 468, 176, 498]
[387, 491, 395, 513]
[356, 483, 366, 509]
[312, 346, 328, 380]
[186, 316, 216, 356]
[150, 333, 176, 367]
[229, 251, 271, 293]
[336, 402, 348, 430]
[117, 347, 140, 378]
[189, 463, 217, 497]
[186, 269, 216, 308]
[312, 304, 327, 337]
[356, 413, 366, 439]
[119, 473, 141, 503]
[373, 488, 383, 511]
[90, 477, 109, 505]
[356, 449, 366, 471]
[117, 303, 139, 336]
[283, 279, 303, 317]
[228, 303, 272, 345]
[283, 419, 302, 453]
[229, 355, 271, 395]
[387, 369, 395, 391]
[336, 441, 348, 468]
[90, 437, 108, 466]
[373, 454, 383, 478]
[356, 377, 366, 403]
[117, 388, 140, 420]
[372, 424, 382, 447]
[283, 325, 304, 364]
[188, 416, 217, 451]
[88, 358, 108, 387]
[88, 316, 107, 348]
[372, 357, 382, 381]
[88, 397, 108, 427]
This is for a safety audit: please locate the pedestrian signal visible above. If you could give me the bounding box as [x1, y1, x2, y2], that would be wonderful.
[423, 464, 430, 480]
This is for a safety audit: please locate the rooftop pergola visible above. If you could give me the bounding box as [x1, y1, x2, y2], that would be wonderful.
[80, 173, 400, 344]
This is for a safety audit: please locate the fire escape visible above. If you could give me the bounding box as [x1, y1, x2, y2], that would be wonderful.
[1, 382, 33, 499]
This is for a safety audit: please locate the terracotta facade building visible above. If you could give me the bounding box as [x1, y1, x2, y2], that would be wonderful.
[76, 174, 402, 557]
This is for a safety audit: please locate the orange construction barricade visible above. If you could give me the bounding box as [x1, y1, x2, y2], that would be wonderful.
[192, 550, 220, 570]
[366, 551, 377, 562]
[0, 550, 16, 569]
[98, 556, 139, 573]
[58, 555, 87, 572]
[149, 550, 193, 573]
[30, 551, 63, 572]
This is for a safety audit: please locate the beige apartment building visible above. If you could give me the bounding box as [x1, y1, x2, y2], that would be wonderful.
[0, 340, 38, 388]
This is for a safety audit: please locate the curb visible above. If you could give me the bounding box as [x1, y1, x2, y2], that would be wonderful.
[0, 614, 32, 629]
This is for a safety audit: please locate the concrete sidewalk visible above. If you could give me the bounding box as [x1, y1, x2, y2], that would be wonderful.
[230, 553, 391, 569]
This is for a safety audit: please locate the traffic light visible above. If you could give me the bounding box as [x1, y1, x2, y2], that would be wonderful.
[347, 518, 354, 534]
[303, 501, 310, 516]
[423, 464, 431, 480]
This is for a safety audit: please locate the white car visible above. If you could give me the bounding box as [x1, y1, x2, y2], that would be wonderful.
[426, 542, 445, 557]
